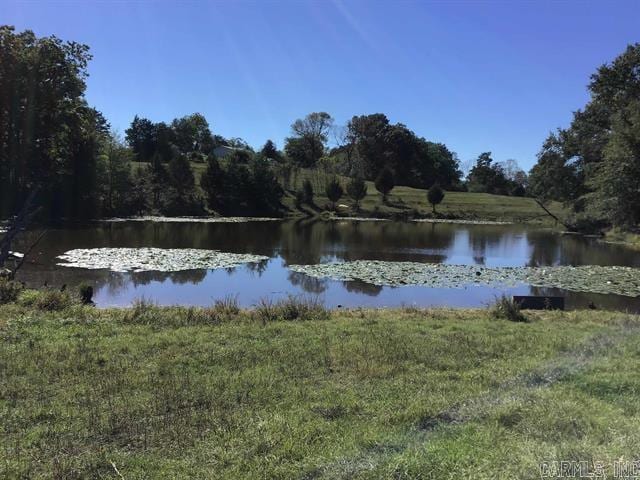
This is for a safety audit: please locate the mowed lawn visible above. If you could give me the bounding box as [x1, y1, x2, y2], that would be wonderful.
[285, 168, 566, 224]
[2, 302, 639, 479]
[131, 161, 566, 224]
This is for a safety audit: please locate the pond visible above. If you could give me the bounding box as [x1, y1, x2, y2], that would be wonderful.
[12, 218, 640, 311]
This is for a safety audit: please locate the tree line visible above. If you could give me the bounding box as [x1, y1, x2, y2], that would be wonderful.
[1, 25, 562, 224]
[528, 43, 640, 231]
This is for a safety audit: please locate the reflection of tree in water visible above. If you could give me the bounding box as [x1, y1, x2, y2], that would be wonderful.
[130, 269, 207, 286]
[529, 285, 640, 312]
[343, 280, 383, 296]
[473, 254, 486, 265]
[526, 231, 640, 268]
[101, 272, 130, 296]
[526, 231, 560, 267]
[245, 259, 269, 276]
[467, 225, 518, 264]
[278, 220, 457, 265]
[287, 271, 327, 294]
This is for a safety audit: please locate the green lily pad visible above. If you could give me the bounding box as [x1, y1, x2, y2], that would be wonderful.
[289, 261, 640, 297]
[100, 216, 281, 223]
[57, 248, 269, 272]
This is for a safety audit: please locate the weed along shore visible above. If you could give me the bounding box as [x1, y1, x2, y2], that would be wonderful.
[2, 289, 640, 479]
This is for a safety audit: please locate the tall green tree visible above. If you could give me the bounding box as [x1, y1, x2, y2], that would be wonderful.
[325, 177, 344, 210]
[585, 100, 640, 227]
[466, 152, 510, 195]
[346, 113, 461, 189]
[346, 176, 367, 210]
[0, 26, 105, 220]
[427, 184, 445, 214]
[528, 43, 640, 227]
[165, 154, 200, 214]
[200, 155, 225, 211]
[284, 112, 333, 167]
[99, 132, 133, 215]
[302, 179, 314, 204]
[247, 158, 284, 214]
[171, 113, 213, 154]
[374, 167, 395, 203]
[260, 140, 281, 161]
[125, 116, 157, 163]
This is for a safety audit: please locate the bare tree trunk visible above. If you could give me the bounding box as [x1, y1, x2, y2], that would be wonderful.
[0, 188, 40, 270]
[534, 198, 571, 230]
[7, 229, 47, 280]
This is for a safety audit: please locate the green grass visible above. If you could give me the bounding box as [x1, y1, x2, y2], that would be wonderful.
[284, 168, 566, 224]
[604, 228, 640, 249]
[131, 160, 566, 224]
[2, 295, 639, 478]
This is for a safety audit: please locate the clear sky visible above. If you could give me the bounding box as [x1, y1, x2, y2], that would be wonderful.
[3, 0, 639, 170]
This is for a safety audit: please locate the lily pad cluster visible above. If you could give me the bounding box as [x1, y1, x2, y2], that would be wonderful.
[328, 217, 390, 222]
[289, 260, 640, 297]
[57, 248, 269, 272]
[412, 219, 512, 225]
[101, 216, 281, 223]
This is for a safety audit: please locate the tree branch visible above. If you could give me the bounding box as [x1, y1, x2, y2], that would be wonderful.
[533, 197, 571, 230]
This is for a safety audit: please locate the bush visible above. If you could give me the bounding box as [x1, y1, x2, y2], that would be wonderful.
[213, 294, 240, 317]
[254, 295, 328, 324]
[34, 289, 73, 311]
[125, 297, 158, 323]
[17, 289, 40, 307]
[374, 167, 395, 203]
[77, 283, 94, 305]
[489, 295, 528, 323]
[325, 177, 343, 210]
[0, 278, 22, 304]
[427, 184, 445, 214]
[566, 213, 608, 234]
[346, 176, 367, 210]
[302, 179, 314, 204]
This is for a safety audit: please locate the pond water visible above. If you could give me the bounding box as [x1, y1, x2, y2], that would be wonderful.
[13, 218, 640, 311]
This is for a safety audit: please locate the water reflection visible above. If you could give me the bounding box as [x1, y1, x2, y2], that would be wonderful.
[12, 219, 640, 311]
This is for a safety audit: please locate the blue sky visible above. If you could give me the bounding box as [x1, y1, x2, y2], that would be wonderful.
[3, 0, 639, 170]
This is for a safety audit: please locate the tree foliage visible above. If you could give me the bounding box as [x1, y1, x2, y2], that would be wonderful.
[284, 112, 333, 167]
[466, 153, 526, 196]
[302, 179, 314, 204]
[325, 177, 343, 210]
[346, 176, 367, 209]
[374, 167, 395, 202]
[260, 139, 281, 162]
[0, 26, 108, 219]
[528, 43, 640, 228]
[585, 100, 640, 227]
[171, 113, 213, 154]
[427, 184, 445, 214]
[200, 156, 283, 215]
[345, 114, 461, 190]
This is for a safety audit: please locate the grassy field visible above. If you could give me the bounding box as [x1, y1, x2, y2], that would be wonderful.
[286, 168, 565, 224]
[2, 295, 639, 479]
[132, 160, 566, 225]
[604, 228, 640, 249]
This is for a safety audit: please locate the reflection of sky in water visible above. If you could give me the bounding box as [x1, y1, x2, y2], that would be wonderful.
[94, 257, 537, 308]
[446, 230, 533, 267]
[91, 257, 640, 312]
[14, 220, 640, 311]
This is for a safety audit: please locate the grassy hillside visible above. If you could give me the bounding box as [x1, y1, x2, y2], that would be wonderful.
[132, 160, 566, 224]
[2, 297, 639, 478]
[285, 168, 566, 224]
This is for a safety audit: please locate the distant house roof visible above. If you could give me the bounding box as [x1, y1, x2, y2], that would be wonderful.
[213, 145, 242, 158]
